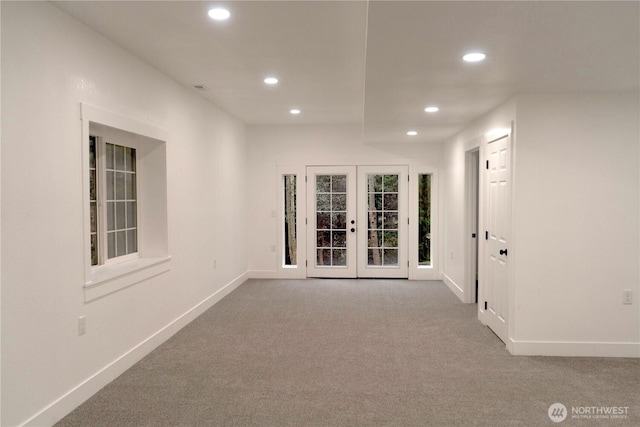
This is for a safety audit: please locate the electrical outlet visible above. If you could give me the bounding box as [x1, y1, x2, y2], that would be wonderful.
[270, 244, 276, 253]
[213, 259, 217, 269]
[78, 316, 86, 336]
[450, 251, 454, 260]
[622, 290, 633, 305]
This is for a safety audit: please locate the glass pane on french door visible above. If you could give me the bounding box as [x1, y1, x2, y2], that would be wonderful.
[365, 174, 399, 266]
[306, 166, 357, 278]
[315, 174, 347, 266]
[357, 166, 408, 278]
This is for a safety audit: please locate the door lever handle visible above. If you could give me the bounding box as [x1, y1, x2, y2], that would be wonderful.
[499, 249, 508, 256]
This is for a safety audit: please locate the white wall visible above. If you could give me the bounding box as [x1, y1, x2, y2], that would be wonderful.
[441, 93, 640, 357]
[511, 93, 639, 356]
[1, 3, 248, 425]
[3, 4, 637, 425]
[247, 124, 442, 277]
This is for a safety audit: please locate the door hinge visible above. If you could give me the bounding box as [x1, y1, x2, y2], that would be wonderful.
[485, 231, 488, 240]
[407, 218, 410, 225]
[407, 260, 409, 267]
[486, 160, 489, 169]
[305, 175, 308, 183]
[306, 260, 308, 267]
[484, 301, 488, 310]
[408, 175, 410, 182]
[305, 218, 307, 225]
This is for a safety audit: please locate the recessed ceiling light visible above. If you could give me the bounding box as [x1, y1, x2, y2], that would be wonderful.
[208, 8, 230, 21]
[463, 52, 486, 62]
[290, 109, 301, 115]
[407, 131, 418, 136]
[264, 77, 278, 85]
[424, 106, 439, 113]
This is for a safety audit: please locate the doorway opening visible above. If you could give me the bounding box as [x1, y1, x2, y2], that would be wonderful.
[465, 149, 480, 304]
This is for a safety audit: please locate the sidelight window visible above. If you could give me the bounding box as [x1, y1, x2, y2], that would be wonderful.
[418, 174, 431, 266]
[283, 175, 297, 266]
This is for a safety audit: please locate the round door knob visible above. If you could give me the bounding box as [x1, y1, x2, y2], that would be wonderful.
[350, 228, 356, 233]
[351, 220, 355, 224]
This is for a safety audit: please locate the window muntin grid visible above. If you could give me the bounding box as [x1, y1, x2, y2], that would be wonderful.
[315, 174, 347, 267]
[105, 142, 137, 259]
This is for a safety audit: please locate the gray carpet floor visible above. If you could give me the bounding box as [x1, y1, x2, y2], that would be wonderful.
[57, 279, 640, 426]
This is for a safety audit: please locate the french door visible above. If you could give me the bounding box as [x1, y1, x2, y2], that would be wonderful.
[306, 165, 408, 278]
[306, 166, 357, 278]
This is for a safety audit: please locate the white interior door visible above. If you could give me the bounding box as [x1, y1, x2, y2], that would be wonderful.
[481, 135, 511, 343]
[357, 166, 408, 278]
[306, 166, 357, 278]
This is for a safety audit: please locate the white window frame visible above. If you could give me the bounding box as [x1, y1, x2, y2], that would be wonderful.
[92, 134, 140, 266]
[277, 165, 307, 278]
[81, 104, 170, 302]
[409, 168, 439, 280]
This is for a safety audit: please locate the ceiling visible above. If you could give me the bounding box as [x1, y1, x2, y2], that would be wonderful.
[53, 1, 639, 145]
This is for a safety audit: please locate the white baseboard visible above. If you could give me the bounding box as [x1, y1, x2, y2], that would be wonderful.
[24, 271, 249, 427]
[247, 270, 280, 279]
[442, 273, 465, 302]
[508, 338, 640, 358]
[248, 269, 308, 279]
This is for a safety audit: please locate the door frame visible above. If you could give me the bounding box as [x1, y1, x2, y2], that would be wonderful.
[464, 148, 480, 304]
[305, 164, 410, 278]
[276, 163, 439, 281]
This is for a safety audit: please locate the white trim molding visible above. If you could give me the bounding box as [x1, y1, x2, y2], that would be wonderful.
[442, 273, 465, 302]
[247, 270, 280, 279]
[80, 103, 170, 300]
[85, 256, 172, 302]
[507, 339, 640, 358]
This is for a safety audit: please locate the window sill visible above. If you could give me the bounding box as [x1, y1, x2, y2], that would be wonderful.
[84, 256, 171, 302]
